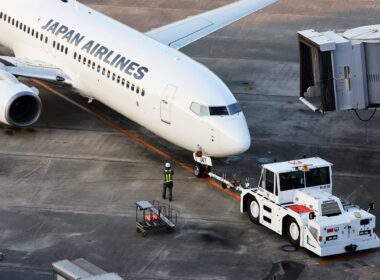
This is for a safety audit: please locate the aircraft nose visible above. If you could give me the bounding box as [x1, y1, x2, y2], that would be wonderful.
[213, 113, 251, 157]
[226, 118, 251, 155]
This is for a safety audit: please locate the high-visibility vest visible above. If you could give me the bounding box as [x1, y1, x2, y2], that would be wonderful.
[164, 170, 173, 183]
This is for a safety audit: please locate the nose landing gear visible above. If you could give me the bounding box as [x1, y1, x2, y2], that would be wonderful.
[192, 150, 249, 190]
[193, 150, 212, 178]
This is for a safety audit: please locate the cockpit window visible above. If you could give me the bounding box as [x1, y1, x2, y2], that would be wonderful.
[190, 102, 209, 117]
[191, 102, 242, 117]
[209, 106, 229, 116]
[228, 103, 242, 115]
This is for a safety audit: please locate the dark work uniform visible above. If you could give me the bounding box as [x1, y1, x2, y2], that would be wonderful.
[163, 168, 174, 201]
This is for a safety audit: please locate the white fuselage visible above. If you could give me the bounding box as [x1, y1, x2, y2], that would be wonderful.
[0, 0, 251, 157]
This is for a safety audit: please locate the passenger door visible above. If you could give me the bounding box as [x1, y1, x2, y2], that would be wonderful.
[161, 84, 177, 124]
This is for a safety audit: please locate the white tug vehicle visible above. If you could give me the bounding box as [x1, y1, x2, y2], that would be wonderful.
[240, 157, 379, 257]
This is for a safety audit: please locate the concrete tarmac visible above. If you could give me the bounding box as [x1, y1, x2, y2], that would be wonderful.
[0, 0, 380, 279]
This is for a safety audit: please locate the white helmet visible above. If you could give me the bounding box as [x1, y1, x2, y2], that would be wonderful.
[165, 162, 171, 168]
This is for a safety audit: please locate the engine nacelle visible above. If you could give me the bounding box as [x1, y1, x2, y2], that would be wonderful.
[0, 70, 42, 127]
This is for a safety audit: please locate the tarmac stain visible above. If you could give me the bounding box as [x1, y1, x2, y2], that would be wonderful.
[264, 261, 305, 280]
[34, 80, 240, 201]
[199, 233, 232, 247]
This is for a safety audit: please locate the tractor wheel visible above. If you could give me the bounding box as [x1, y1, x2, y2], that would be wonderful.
[247, 196, 260, 224]
[286, 218, 301, 247]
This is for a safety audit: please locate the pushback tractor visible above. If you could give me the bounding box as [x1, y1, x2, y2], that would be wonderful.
[193, 152, 379, 256]
[240, 157, 379, 257]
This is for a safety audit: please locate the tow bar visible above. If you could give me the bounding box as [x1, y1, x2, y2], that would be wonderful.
[193, 151, 250, 191]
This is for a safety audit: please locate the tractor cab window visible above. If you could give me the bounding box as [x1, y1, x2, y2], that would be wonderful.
[265, 170, 275, 194]
[305, 167, 330, 187]
[259, 169, 275, 193]
[279, 171, 305, 191]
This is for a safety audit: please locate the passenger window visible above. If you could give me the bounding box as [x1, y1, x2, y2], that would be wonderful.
[74, 52, 77, 59]
[65, 47, 68, 55]
[102, 68, 106, 75]
[83, 57, 86, 65]
[78, 55, 82, 62]
[136, 87, 140, 94]
[121, 78, 125, 86]
[117, 76, 120, 83]
[97, 65, 101, 73]
[107, 70, 110, 78]
[141, 89, 145, 96]
[131, 84, 135, 91]
[0, 12, 3, 19]
[126, 81, 130, 88]
[112, 73, 116, 81]
[92, 62, 95, 70]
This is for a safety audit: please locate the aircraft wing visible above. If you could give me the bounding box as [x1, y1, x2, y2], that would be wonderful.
[146, 0, 278, 50]
[0, 56, 72, 85]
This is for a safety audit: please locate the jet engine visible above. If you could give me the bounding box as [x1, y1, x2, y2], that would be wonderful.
[0, 70, 42, 127]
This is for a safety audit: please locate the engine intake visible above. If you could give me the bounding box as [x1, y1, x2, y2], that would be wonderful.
[0, 70, 42, 127]
[6, 92, 42, 127]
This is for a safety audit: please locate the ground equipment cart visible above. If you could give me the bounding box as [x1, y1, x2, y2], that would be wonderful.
[135, 200, 178, 237]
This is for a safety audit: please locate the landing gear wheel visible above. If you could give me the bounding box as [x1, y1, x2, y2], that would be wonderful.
[247, 196, 260, 224]
[193, 163, 205, 178]
[286, 218, 300, 247]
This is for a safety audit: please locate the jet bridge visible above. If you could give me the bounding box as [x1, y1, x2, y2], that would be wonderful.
[298, 25, 380, 112]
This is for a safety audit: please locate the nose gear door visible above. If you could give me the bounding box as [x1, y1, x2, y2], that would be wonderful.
[161, 84, 177, 124]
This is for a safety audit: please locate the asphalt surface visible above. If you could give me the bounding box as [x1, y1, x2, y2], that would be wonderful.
[0, 0, 380, 279]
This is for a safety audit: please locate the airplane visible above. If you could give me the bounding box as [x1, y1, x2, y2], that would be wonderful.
[0, 0, 277, 158]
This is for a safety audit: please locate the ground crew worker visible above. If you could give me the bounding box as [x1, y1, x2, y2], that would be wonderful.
[163, 162, 174, 201]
